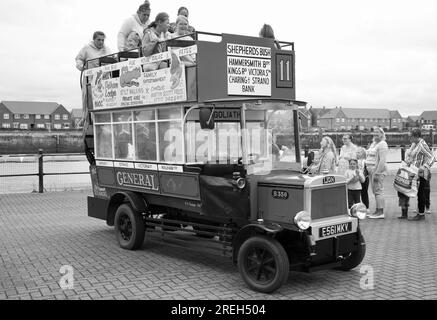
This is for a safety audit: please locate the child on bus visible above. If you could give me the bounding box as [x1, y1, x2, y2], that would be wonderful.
[126, 31, 141, 50]
[345, 158, 365, 209]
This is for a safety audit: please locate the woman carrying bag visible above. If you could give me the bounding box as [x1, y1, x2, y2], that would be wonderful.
[398, 128, 435, 221]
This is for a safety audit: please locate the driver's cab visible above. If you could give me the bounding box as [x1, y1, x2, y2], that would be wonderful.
[184, 99, 301, 176]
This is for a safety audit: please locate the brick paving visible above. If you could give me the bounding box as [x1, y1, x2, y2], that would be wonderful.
[1, 175, 437, 300]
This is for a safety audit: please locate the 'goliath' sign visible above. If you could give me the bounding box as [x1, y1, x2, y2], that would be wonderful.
[115, 169, 159, 192]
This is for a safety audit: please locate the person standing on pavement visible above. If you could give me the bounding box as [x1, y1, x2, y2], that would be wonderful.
[337, 134, 358, 175]
[402, 128, 435, 221]
[357, 147, 370, 211]
[345, 158, 365, 209]
[366, 127, 389, 219]
[117, 2, 151, 52]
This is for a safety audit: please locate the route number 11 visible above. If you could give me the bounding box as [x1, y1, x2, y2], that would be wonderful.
[276, 54, 293, 88]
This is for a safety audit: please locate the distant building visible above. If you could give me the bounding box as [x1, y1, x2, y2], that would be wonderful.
[405, 115, 420, 129]
[418, 111, 437, 127]
[317, 107, 403, 131]
[70, 108, 84, 129]
[389, 110, 403, 129]
[0, 101, 71, 130]
[309, 106, 331, 128]
[298, 107, 312, 132]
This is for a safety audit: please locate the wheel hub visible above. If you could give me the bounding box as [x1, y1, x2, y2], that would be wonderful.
[119, 214, 132, 241]
[246, 248, 277, 282]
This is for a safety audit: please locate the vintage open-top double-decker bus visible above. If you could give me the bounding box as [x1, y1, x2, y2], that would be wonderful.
[82, 32, 366, 293]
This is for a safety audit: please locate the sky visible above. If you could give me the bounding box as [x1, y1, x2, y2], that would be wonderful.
[0, 0, 436, 117]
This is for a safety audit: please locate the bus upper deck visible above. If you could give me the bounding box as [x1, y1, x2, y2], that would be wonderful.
[82, 32, 298, 112]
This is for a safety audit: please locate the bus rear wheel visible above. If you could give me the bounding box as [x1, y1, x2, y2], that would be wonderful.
[115, 204, 145, 250]
[237, 235, 289, 293]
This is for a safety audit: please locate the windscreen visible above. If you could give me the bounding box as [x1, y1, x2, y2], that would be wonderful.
[244, 103, 299, 173]
[184, 102, 300, 173]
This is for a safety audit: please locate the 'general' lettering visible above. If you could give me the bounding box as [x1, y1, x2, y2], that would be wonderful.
[116, 171, 158, 190]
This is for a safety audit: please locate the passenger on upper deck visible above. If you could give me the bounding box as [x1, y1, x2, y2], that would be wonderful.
[142, 12, 172, 70]
[170, 15, 196, 66]
[75, 31, 111, 71]
[168, 7, 195, 34]
[259, 24, 281, 50]
[126, 31, 141, 50]
[117, 2, 151, 52]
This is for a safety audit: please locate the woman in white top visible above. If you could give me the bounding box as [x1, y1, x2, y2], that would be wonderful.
[337, 134, 358, 175]
[365, 127, 389, 219]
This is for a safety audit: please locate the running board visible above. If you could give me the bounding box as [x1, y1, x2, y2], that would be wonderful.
[306, 261, 342, 272]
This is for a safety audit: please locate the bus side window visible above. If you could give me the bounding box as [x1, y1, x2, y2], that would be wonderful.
[158, 121, 183, 162]
[135, 122, 157, 161]
[96, 124, 113, 159]
[114, 123, 133, 160]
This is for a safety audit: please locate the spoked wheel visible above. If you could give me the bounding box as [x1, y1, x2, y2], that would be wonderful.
[115, 204, 145, 250]
[238, 235, 289, 293]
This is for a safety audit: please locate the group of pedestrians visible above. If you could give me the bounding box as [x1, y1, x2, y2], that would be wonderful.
[307, 127, 434, 221]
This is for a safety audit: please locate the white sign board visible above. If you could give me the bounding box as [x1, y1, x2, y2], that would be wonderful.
[89, 46, 197, 110]
[226, 43, 272, 96]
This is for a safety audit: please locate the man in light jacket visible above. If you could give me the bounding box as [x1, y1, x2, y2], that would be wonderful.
[75, 31, 111, 71]
[118, 2, 151, 52]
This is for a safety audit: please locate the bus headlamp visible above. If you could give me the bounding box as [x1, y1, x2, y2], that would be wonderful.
[294, 211, 311, 230]
[236, 177, 246, 189]
[350, 203, 367, 220]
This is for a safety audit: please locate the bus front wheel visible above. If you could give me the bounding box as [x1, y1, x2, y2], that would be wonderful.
[237, 235, 289, 293]
[114, 204, 145, 250]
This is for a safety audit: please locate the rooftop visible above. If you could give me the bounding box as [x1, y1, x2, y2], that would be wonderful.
[319, 107, 399, 119]
[70, 108, 83, 118]
[419, 111, 437, 120]
[1, 101, 62, 115]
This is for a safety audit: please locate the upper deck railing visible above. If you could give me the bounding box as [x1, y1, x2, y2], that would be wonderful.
[84, 31, 295, 70]
[82, 32, 297, 112]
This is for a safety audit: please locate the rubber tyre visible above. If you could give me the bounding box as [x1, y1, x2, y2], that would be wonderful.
[237, 235, 289, 293]
[114, 204, 145, 250]
[337, 228, 366, 271]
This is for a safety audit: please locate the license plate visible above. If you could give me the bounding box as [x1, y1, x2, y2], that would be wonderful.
[319, 222, 353, 238]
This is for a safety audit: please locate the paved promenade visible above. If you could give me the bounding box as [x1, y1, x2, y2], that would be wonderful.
[1, 175, 437, 300]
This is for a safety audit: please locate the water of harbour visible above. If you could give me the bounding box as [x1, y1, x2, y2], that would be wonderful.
[0, 154, 91, 194]
[1, 148, 436, 194]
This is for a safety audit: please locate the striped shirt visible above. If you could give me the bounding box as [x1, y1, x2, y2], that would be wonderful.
[406, 138, 435, 169]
